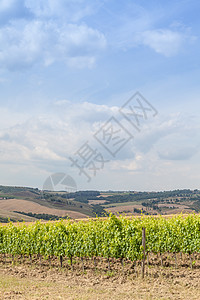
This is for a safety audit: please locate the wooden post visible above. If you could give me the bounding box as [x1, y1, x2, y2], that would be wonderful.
[160, 252, 163, 267]
[189, 253, 192, 269]
[70, 256, 73, 271]
[174, 253, 177, 269]
[81, 257, 84, 272]
[60, 255, 63, 268]
[48, 256, 51, 267]
[141, 227, 146, 278]
[107, 258, 111, 271]
[93, 256, 97, 268]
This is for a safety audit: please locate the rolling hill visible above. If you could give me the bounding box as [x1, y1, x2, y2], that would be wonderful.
[1, 185, 200, 222]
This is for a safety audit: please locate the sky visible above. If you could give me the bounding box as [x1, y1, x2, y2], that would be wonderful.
[0, 0, 200, 192]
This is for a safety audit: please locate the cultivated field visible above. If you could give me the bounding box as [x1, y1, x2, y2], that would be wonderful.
[0, 199, 88, 219]
[0, 209, 37, 222]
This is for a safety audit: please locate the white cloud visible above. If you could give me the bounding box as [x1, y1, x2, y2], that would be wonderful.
[0, 0, 196, 71]
[0, 0, 98, 23]
[0, 0, 31, 24]
[158, 146, 198, 161]
[0, 100, 200, 190]
[101, 2, 196, 57]
[141, 28, 194, 57]
[0, 101, 118, 167]
[0, 100, 199, 167]
[140, 23, 197, 57]
[25, 0, 96, 21]
[0, 0, 106, 70]
[0, 20, 106, 70]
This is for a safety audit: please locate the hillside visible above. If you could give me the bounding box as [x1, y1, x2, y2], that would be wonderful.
[0, 185, 200, 222]
[0, 209, 37, 223]
[0, 186, 96, 222]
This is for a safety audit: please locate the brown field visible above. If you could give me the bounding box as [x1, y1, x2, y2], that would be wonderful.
[0, 254, 200, 299]
[105, 204, 143, 213]
[158, 203, 189, 209]
[98, 194, 115, 197]
[88, 199, 108, 205]
[105, 203, 194, 216]
[0, 199, 88, 219]
[164, 208, 194, 214]
[0, 209, 36, 222]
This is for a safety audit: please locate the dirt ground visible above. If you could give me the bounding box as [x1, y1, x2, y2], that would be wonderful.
[0, 254, 200, 299]
[0, 199, 88, 219]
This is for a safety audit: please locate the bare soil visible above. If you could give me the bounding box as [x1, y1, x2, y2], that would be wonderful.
[0, 199, 88, 219]
[88, 199, 108, 205]
[105, 204, 143, 213]
[105, 203, 194, 216]
[0, 209, 36, 222]
[0, 254, 200, 299]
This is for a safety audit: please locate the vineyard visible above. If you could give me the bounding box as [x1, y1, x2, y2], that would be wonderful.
[1, 214, 200, 273]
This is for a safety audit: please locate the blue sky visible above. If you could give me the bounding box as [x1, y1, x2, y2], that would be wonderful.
[0, 0, 200, 191]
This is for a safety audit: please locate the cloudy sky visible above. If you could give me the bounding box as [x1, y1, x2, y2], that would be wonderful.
[0, 0, 200, 191]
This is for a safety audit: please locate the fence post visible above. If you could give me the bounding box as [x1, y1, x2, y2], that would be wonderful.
[141, 227, 146, 278]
